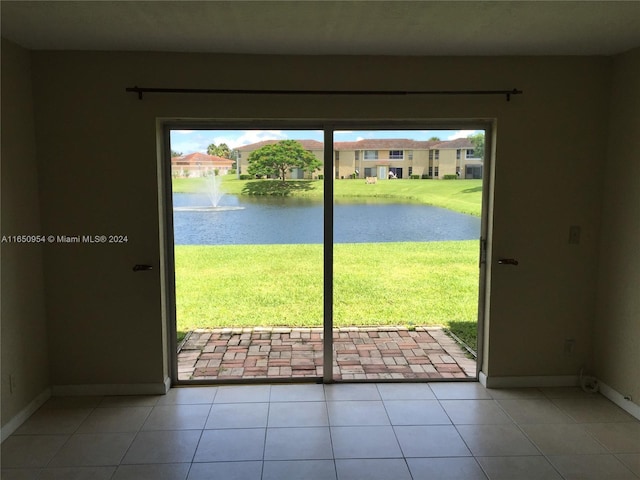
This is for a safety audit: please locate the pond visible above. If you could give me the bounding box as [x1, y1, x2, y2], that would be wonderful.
[172, 193, 480, 245]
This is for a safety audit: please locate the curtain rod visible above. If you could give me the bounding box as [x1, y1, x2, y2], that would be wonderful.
[125, 86, 523, 101]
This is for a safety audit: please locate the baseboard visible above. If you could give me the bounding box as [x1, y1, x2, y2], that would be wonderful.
[52, 378, 171, 396]
[598, 380, 640, 421]
[1, 387, 51, 443]
[479, 372, 579, 388]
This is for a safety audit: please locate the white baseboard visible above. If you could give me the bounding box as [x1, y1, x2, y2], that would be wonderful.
[52, 378, 171, 396]
[479, 372, 579, 388]
[598, 380, 640, 421]
[1, 387, 51, 443]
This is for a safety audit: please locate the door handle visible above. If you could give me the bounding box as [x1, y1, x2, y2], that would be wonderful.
[497, 258, 519, 266]
[132, 264, 153, 272]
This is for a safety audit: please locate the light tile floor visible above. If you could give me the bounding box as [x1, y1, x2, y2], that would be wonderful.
[2, 383, 639, 479]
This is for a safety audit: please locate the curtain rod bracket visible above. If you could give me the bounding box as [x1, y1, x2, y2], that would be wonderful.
[506, 89, 520, 102]
[128, 86, 143, 100]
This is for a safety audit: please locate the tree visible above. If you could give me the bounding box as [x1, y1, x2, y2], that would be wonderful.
[247, 140, 322, 182]
[207, 142, 231, 158]
[428, 136, 441, 142]
[467, 133, 485, 160]
[171, 149, 183, 157]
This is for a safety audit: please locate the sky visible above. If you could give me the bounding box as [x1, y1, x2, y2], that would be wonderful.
[170, 129, 482, 155]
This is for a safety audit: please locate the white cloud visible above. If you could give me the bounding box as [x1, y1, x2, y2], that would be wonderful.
[230, 130, 288, 148]
[355, 136, 365, 141]
[171, 139, 207, 154]
[447, 130, 478, 140]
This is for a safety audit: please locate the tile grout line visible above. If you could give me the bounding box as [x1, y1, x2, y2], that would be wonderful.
[260, 385, 273, 479]
[488, 389, 569, 480]
[322, 384, 340, 480]
[432, 392, 489, 478]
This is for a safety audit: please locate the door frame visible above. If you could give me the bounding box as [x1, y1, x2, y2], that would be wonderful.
[159, 119, 494, 386]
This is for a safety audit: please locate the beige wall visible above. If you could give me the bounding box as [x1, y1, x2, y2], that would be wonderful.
[336, 150, 356, 178]
[1, 39, 50, 428]
[411, 150, 430, 177]
[437, 149, 458, 178]
[0, 49, 621, 394]
[594, 47, 640, 402]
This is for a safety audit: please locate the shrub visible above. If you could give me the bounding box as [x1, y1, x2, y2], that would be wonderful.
[443, 174, 458, 180]
[410, 174, 420, 179]
[421, 174, 432, 179]
[228, 168, 236, 174]
[318, 174, 324, 180]
[239, 174, 253, 180]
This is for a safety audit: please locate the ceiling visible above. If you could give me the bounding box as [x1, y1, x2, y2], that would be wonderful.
[1, 1, 639, 56]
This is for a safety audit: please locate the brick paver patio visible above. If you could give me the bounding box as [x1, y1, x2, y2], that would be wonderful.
[178, 326, 476, 381]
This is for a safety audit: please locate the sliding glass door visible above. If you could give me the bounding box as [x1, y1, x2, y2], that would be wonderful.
[166, 123, 487, 384]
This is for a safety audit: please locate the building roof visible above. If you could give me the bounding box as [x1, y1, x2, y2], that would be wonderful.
[335, 138, 440, 150]
[237, 139, 324, 151]
[171, 152, 233, 166]
[236, 138, 475, 151]
[432, 138, 474, 149]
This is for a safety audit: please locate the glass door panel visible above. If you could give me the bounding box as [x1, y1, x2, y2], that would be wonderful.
[332, 129, 482, 380]
[170, 129, 324, 382]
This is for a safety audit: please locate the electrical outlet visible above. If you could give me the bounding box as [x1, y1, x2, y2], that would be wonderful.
[569, 225, 581, 244]
[564, 339, 575, 355]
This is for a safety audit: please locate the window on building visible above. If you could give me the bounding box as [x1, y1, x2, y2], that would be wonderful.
[355, 151, 360, 161]
[466, 149, 475, 158]
[364, 150, 378, 160]
[389, 150, 403, 159]
[434, 167, 439, 177]
[408, 166, 413, 177]
[428, 166, 433, 176]
[408, 150, 413, 161]
[456, 149, 461, 160]
[335, 151, 340, 161]
[429, 149, 440, 160]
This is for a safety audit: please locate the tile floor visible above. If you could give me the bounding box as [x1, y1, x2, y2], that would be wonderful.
[2, 383, 639, 479]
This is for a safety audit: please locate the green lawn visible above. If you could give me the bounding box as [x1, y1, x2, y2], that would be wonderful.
[173, 176, 483, 348]
[175, 241, 479, 339]
[172, 177, 483, 216]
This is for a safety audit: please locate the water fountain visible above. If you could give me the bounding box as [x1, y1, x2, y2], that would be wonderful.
[205, 173, 224, 208]
[173, 172, 244, 212]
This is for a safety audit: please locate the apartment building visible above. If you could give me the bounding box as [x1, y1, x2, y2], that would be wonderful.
[236, 138, 482, 180]
[236, 139, 325, 179]
[171, 152, 234, 177]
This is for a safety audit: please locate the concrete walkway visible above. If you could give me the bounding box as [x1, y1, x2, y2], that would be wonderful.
[178, 326, 476, 381]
